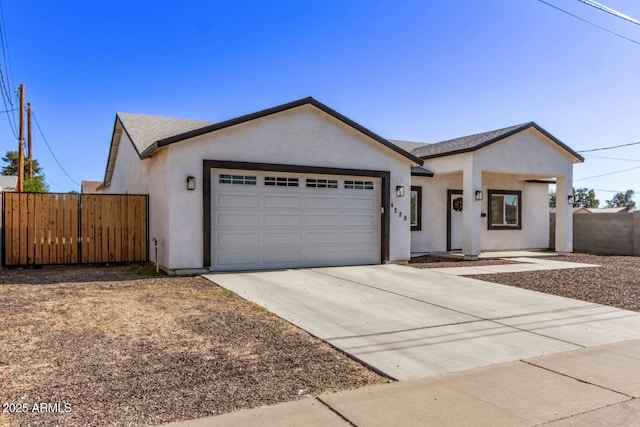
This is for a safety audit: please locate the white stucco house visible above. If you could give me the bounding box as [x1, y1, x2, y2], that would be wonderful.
[0, 175, 18, 192]
[98, 97, 583, 273]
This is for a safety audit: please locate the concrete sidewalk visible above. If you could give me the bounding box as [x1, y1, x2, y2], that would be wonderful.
[163, 339, 640, 426]
[424, 256, 601, 276]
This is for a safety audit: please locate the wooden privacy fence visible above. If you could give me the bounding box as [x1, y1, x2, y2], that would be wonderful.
[2, 193, 148, 266]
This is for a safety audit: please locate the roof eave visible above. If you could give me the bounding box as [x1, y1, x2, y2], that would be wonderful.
[140, 142, 158, 159]
[419, 122, 585, 163]
[411, 167, 435, 177]
[530, 123, 585, 163]
[153, 97, 424, 166]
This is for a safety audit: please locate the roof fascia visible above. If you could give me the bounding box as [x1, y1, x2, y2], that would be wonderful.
[420, 122, 585, 163]
[149, 97, 423, 166]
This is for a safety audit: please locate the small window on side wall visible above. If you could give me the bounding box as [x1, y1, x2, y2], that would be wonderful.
[410, 186, 422, 231]
[488, 190, 521, 230]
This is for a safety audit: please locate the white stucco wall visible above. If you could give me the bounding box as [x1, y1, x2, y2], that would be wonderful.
[411, 172, 550, 253]
[411, 128, 573, 254]
[474, 128, 574, 177]
[104, 130, 172, 268]
[481, 174, 550, 250]
[159, 105, 414, 270]
[411, 173, 461, 253]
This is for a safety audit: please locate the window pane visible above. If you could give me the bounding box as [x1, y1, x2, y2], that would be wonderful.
[491, 195, 504, 225]
[410, 191, 418, 227]
[504, 195, 518, 225]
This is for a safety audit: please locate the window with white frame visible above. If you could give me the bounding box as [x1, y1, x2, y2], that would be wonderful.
[488, 190, 521, 229]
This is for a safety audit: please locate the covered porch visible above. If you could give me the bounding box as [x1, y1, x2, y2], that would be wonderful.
[409, 123, 583, 259]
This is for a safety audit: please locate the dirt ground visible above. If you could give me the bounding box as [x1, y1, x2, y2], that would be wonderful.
[0, 265, 387, 427]
[471, 253, 640, 313]
[409, 254, 518, 268]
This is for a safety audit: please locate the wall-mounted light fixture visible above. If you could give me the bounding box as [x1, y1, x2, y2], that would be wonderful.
[568, 194, 574, 205]
[475, 190, 483, 201]
[186, 176, 196, 191]
[396, 186, 405, 197]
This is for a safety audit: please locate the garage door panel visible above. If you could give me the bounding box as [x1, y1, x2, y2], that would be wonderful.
[217, 194, 259, 208]
[263, 231, 301, 245]
[216, 213, 259, 227]
[263, 195, 302, 209]
[304, 214, 340, 226]
[216, 250, 259, 266]
[304, 250, 340, 263]
[343, 214, 376, 226]
[304, 196, 341, 209]
[343, 197, 376, 210]
[216, 232, 259, 246]
[305, 231, 340, 244]
[263, 213, 301, 227]
[343, 249, 378, 262]
[263, 249, 302, 264]
[343, 231, 376, 243]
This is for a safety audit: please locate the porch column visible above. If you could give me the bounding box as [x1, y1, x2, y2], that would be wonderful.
[462, 164, 482, 259]
[555, 174, 573, 255]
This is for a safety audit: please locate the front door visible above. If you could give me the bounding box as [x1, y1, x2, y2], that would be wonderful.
[447, 190, 463, 251]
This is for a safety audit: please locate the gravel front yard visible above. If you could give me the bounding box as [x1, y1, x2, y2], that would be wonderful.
[0, 265, 387, 427]
[412, 253, 640, 313]
[472, 254, 640, 312]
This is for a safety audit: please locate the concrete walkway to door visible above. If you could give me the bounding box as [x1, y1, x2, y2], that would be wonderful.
[204, 263, 640, 380]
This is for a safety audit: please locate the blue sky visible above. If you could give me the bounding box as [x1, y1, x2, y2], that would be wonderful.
[1, 0, 639, 206]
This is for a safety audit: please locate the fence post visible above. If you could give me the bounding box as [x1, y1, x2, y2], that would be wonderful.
[77, 194, 82, 264]
[634, 211, 640, 257]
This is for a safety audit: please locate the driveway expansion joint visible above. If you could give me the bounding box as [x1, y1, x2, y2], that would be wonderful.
[490, 318, 586, 349]
[310, 268, 487, 321]
[521, 359, 634, 399]
[312, 268, 590, 351]
[325, 319, 487, 341]
[316, 396, 358, 427]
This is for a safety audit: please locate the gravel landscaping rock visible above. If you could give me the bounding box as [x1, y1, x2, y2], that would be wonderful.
[471, 254, 640, 312]
[0, 265, 388, 427]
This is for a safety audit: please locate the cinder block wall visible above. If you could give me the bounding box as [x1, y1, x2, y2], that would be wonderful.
[550, 212, 638, 255]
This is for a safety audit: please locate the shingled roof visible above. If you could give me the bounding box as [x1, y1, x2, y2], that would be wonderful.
[117, 113, 213, 155]
[408, 122, 584, 161]
[101, 98, 425, 188]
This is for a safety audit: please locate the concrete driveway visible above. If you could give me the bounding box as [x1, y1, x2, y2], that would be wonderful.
[204, 264, 640, 380]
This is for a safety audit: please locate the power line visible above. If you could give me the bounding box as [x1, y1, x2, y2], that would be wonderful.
[32, 111, 80, 187]
[0, 0, 15, 101]
[0, 72, 16, 137]
[593, 188, 636, 193]
[535, 0, 640, 46]
[576, 0, 640, 26]
[584, 154, 640, 162]
[575, 165, 640, 181]
[578, 140, 640, 153]
[0, 0, 17, 137]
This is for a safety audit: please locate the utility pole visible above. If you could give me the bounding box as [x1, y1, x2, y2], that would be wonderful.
[17, 84, 25, 192]
[27, 102, 32, 178]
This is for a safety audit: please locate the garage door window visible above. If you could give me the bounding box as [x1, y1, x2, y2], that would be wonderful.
[345, 180, 374, 190]
[265, 176, 299, 187]
[219, 174, 257, 185]
[306, 178, 338, 188]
